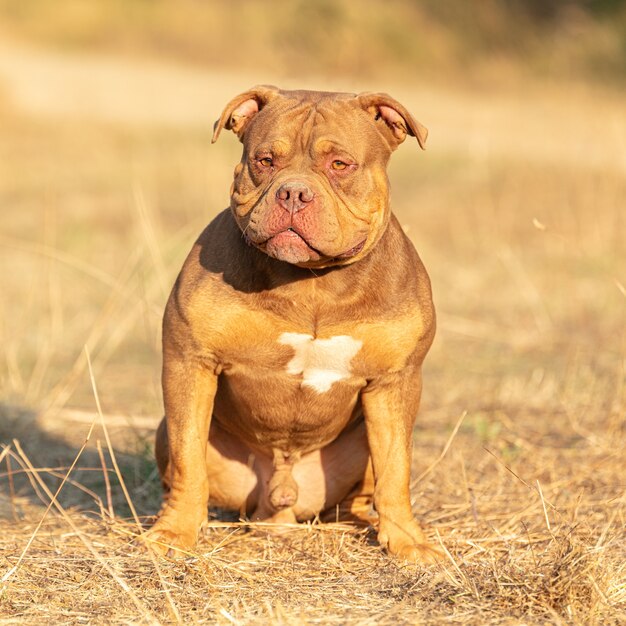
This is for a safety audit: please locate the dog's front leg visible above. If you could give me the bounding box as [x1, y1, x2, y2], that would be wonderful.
[362, 368, 442, 564]
[143, 355, 217, 557]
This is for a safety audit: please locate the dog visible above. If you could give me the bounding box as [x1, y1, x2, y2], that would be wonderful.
[143, 85, 441, 563]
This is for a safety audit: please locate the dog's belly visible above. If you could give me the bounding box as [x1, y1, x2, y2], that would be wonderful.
[205, 417, 370, 519]
[213, 362, 366, 454]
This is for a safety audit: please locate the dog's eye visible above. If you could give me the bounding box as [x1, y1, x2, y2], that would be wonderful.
[331, 160, 348, 170]
[258, 157, 273, 167]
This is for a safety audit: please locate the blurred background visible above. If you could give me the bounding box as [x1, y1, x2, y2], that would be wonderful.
[0, 1, 624, 456]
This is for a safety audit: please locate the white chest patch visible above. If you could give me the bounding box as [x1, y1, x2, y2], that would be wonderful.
[278, 332, 363, 393]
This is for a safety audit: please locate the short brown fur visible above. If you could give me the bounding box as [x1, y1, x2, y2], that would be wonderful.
[143, 86, 442, 563]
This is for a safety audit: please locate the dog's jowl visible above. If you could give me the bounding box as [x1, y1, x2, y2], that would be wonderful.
[143, 86, 442, 563]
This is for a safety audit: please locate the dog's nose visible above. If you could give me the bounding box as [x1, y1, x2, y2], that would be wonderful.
[276, 181, 314, 213]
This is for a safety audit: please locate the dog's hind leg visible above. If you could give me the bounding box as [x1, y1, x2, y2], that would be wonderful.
[320, 459, 377, 526]
[155, 416, 262, 516]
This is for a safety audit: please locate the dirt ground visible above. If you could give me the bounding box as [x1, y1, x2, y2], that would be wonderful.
[0, 37, 624, 625]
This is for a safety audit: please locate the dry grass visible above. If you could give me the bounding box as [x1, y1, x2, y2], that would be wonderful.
[0, 415, 624, 624]
[0, 30, 625, 625]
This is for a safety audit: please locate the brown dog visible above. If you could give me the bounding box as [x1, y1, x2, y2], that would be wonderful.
[144, 85, 441, 563]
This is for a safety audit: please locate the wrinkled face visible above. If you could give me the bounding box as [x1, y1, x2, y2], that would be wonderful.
[231, 97, 394, 268]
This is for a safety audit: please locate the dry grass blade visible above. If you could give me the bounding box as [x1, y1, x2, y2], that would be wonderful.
[85, 347, 141, 526]
[0, 445, 10, 465]
[133, 183, 168, 300]
[3, 448, 18, 522]
[42, 248, 144, 414]
[536, 479, 552, 532]
[412, 410, 467, 487]
[85, 346, 181, 623]
[483, 446, 558, 511]
[435, 529, 477, 598]
[96, 439, 114, 519]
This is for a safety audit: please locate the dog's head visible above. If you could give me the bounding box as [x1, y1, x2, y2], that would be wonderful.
[213, 86, 427, 268]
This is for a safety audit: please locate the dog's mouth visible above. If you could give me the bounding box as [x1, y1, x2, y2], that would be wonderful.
[259, 228, 323, 264]
[272, 228, 323, 254]
[248, 228, 366, 265]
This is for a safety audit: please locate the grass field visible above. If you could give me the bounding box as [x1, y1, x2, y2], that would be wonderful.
[0, 20, 625, 626]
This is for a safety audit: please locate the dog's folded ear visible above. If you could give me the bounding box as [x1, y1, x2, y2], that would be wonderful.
[357, 93, 428, 150]
[212, 85, 280, 143]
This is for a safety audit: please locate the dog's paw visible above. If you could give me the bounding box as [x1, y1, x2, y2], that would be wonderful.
[378, 520, 444, 565]
[139, 521, 198, 558]
[387, 539, 444, 564]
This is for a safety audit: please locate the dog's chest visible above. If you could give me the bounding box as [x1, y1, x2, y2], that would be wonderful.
[222, 329, 368, 394]
[221, 315, 419, 395]
[215, 295, 426, 397]
[277, 332, 363, 393]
